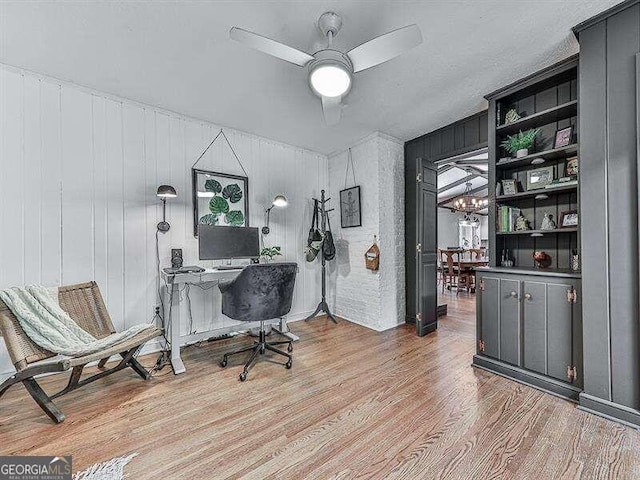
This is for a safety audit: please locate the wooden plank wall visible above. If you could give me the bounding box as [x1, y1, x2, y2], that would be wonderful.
[0, 65, 328, 375]
[578, 1, 640, 411]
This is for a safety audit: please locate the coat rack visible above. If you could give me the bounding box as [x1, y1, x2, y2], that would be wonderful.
[305, 189, 337, 324]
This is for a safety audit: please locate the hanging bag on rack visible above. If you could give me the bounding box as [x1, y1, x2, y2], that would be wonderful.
[323, 214, 336, 261]
[307, 199, 319, 245]
[305, 200, 324, 262]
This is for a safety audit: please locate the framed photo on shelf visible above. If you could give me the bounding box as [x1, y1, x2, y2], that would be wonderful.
[526, 166, 554, 190]
[501, 179, 518, 195]
[554, 126, 574, 149]
[340, 186, 362, 228]
[560, 210, 579, 228]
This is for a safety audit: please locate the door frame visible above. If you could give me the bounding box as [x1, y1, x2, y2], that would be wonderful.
[405, 110, 489, 335]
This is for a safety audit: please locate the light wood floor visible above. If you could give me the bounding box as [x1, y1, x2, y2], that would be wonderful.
[2, 294, 640, 479]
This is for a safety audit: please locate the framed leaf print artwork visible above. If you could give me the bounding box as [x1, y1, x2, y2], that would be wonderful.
[192, 168, 249, 236]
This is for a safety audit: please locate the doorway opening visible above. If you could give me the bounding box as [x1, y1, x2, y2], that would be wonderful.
[435, 148, 489, 329]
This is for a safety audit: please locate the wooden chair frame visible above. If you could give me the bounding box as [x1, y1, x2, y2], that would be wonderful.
[0, 281, 162, 423]
[439, 249, 461, 295]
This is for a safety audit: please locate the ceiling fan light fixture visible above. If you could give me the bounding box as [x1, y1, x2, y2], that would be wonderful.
[230, 13, 421, 124]
[310, 64, 351, 98]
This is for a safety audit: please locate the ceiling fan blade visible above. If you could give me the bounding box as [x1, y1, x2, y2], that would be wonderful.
[229, 27, 314, 67]
[347, 24, 423, 73]
[321, 96, 342, 125]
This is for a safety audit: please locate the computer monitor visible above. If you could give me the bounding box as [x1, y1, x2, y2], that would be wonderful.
[198, 225, 260, 260]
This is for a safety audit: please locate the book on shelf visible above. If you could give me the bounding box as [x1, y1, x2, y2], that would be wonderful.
[497, 205, 521, 233]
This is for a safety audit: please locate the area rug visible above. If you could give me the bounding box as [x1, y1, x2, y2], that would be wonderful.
[73, 453, 138, 480]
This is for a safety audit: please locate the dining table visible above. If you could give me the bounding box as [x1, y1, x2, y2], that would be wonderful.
[439, 249, 489, 293]
[456, 259, 490, 269]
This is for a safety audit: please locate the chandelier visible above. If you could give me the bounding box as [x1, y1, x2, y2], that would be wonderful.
[452, 169, 488, 213]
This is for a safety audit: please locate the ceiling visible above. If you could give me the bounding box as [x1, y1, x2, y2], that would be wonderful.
[437, 151, 488, 213]
[0, 1, 622, 155]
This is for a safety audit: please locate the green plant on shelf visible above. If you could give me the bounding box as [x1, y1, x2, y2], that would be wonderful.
[500, 128, 540, 155]
[260, 246, 282, 263]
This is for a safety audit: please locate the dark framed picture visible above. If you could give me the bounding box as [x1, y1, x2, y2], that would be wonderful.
[554, 126, 574, 149]
[526, 166, 554, 190]
[501, 179, 518, 195]
[340, 186, 361, 228]
[560, 210, 579, 228]
[192, 168, 249, 236]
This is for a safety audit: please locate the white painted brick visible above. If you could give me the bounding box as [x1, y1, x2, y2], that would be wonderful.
[327, 133, 405, 331]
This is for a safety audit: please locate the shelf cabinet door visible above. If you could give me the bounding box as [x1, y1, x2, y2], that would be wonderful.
[522, 281, 547, 375]
[478, 275, 500, 358]
[547, 282, 575, 384]
[499, 278, 521, 366]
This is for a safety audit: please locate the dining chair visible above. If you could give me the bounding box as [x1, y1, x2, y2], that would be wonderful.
[468, 248, 486, 260]
[439, 249, 461, 295]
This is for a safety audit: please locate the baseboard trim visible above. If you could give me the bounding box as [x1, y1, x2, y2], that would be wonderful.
[578, 393, 640, 429]
[420, 321, 438, 336]
[472, 354, 582, 402]
[335, 314, 404, 332]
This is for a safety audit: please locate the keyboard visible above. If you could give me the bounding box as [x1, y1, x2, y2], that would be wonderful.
[216, 266, 244, 271]
[163, 266, 206, 275]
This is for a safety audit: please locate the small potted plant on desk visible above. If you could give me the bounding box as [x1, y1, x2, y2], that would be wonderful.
[501, 128, 540, 158]
[260, 246, 282, 263]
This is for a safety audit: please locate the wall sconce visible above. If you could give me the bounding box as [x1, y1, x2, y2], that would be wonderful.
[157, 185, 177, 233]
[262, 194, 288, 235]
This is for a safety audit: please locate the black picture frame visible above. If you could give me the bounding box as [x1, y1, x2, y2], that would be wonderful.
[554, 126, 574, 149]
[340, 186, 362, 228]
[526, 166, 554, 191]
[560, 209, 579, 228]
[501, 179, 518, 195]
[192, 168, 249, 237]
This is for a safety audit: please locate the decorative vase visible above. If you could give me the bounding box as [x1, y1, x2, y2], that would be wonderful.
[516, 148, 529, 158]
[505, 109, 521, 124]
[533, 251, 552, 269]
[540, 212, 557, 231]
[571, 250, 580, 271]
[515, 214, 530, 231]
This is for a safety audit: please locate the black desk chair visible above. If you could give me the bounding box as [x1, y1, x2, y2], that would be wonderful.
[218, 262, 298, 381]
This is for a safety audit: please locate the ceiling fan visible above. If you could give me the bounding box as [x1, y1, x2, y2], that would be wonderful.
[230, 12, 423, 125]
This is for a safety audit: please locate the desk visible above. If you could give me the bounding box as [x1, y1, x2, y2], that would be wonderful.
[161, 267, 298, 374]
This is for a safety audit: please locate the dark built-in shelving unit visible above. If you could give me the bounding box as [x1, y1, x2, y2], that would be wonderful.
[488, 56, 580, 272]
[473, 56, 583, 403]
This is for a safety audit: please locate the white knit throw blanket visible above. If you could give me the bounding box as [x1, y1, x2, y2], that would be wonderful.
[0, 285, 154, 357]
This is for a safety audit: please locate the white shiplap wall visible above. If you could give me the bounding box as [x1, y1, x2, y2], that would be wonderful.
[0, 65, 328, 376]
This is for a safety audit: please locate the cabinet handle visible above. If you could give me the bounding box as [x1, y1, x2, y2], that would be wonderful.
[510, 291, 518, 298]
[524, 293, 532, 300]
